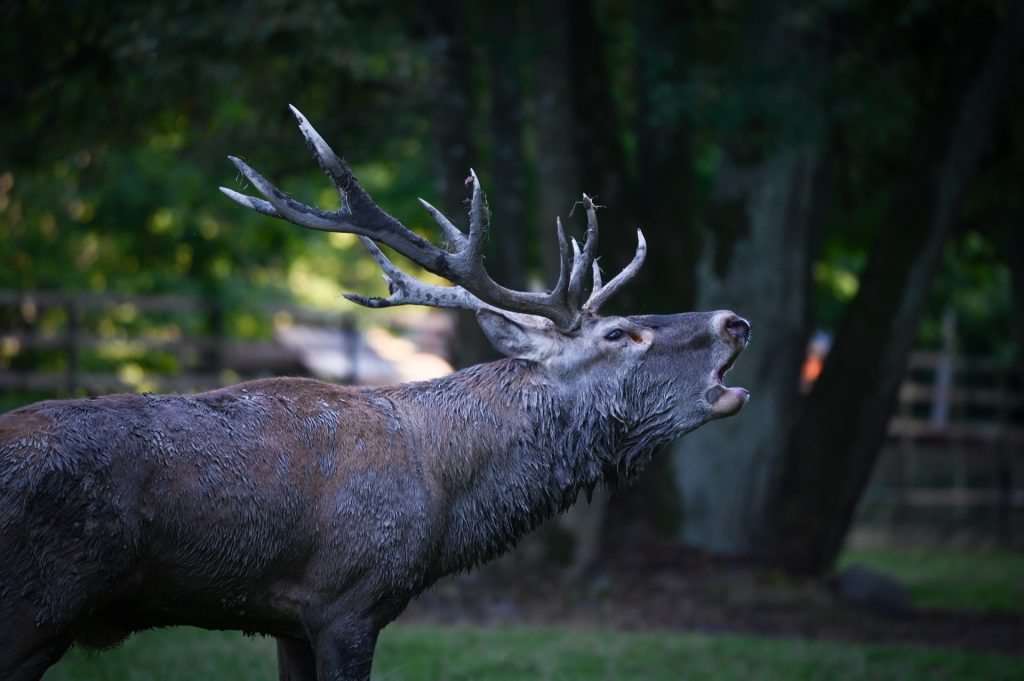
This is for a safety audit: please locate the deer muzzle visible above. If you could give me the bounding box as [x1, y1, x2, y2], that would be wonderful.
[708, 312, 751, 416]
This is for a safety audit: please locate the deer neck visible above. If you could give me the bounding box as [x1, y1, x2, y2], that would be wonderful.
[387, 358, 620, 573]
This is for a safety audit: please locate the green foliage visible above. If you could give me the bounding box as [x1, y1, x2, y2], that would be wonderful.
[921, 230, 1015, 358]
[43, 624, 1024, 681]
[0, 0, 441, 305]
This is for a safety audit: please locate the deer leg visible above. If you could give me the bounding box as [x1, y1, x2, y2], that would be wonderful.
[312, 623, 380, 681]
[276, 636, 317, 681]
[0, 633, 73, 681]
[0, 590, 72, 681]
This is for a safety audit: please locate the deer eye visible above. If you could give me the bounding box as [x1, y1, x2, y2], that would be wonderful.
[604, 329, 624, 341]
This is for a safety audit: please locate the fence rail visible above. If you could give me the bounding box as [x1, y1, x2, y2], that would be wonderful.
[862, 343, 1023, 546]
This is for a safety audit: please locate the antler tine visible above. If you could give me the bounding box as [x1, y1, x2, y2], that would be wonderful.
[463, 169, 489, 264]
[219, 186, 281, 218]
[225, 153, 448, 272]
[585, 229, 647, 313]
[570, 238, 581, 260]
[418, 197, 467, 251]
[226, 108, 452, 274]
[343, 237, 485, 311]
[343, 238, 554, 337]
[551, 217, 573, 305]
[567, 194, 600, 308]
[289, 105, 454, 266]
[226, 156, 347, 232]
[289, 104, 350, 193]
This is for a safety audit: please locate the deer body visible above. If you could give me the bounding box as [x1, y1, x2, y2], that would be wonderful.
[0, 107, 751, 681]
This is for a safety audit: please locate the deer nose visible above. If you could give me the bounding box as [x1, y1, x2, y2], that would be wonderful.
[724, 315, 751, 343]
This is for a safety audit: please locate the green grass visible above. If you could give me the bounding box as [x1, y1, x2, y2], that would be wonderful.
[42, 627, 276, 681]
[43, 624, 1023, 681]
[838, 547, 1024, 613]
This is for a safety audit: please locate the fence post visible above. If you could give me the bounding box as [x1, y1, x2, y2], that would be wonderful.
[929, 307, 957, 427]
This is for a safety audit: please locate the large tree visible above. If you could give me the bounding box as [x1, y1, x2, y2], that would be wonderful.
[671, 0, 1023, 573]
[766, 0, 1024, 573]
[669, 0, 824, 554]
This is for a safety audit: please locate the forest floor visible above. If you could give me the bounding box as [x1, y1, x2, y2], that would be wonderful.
[402, 541, 1023, 656]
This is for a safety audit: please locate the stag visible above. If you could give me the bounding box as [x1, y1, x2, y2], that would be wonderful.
[0, 107, 750, 681]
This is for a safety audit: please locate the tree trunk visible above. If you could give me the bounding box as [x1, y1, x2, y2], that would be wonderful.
[995, 102, 1024, 372]
[765, 0, 1024, 575]
[672, 149, 820, 552]
[566, 0, 635, 268]
[483, 1, 530, 290]
[665, 0, 826, 555]
[421, 0, 496, 368]
[599, 1, 702, 555]
[529, 0, 581, 284]
[631, 1, 698, 312]
[521, 0, 614, 577]
[1006, 221, 1024, 370]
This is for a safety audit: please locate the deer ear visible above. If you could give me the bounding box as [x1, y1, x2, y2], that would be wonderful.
[476, 310, 552, 360]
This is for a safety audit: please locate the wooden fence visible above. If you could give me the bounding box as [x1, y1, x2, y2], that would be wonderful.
[858, 349, 1024, 546]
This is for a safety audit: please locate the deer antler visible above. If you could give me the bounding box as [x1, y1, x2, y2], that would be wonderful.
[221, 106, 645, 331]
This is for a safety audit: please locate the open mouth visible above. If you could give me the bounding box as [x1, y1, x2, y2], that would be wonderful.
[716, 352, 738, 386]
[706, 347, 749, 414]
